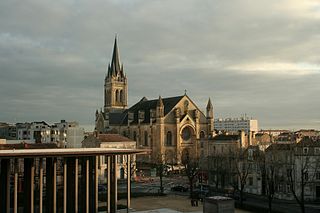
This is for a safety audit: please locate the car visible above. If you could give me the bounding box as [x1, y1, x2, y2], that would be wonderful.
[171, 185, 188, 192]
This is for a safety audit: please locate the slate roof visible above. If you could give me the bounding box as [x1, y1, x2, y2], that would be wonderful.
[211, 134, 240, 141]
[98, 134, 133, 142]
[110, 95, 184, 125]
[265, 143, 293, 152]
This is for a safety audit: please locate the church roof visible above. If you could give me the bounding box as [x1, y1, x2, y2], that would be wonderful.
[109, 112, 127, 125]
[98, 134, 133, 142]
[128, 95, 183, 123]
[110, 95, 184, 125]
[211, 134, 240, 141]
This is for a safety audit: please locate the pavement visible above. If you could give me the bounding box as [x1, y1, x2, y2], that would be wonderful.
[117, 194, 250, 213]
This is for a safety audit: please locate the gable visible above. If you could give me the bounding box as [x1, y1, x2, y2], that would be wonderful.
[164, 95, 207, 123]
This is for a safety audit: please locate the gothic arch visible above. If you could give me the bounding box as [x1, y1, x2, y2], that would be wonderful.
[166, 131, 172, 146]
[200, 131, 205, 139]
[115, 90, 119, 102]
[144, 131, 148, 146]
[120, 90, 123, 103]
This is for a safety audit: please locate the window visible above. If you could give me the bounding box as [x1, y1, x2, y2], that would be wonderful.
[181, 127, 192, 141]
[144, 131, 148, 146]
[287, 184, 291, 193]
[303, 147, 308, 155]
[133, 131, 137, 141]
[316, 172, 320, 180]
[115, 90, 119, 102]
[120, 90, 123, 103]
[249, 177, 253, 186]
[166, 131, 172, 146]
[315, 148, 320, 155]
[200, 131, 205, 140]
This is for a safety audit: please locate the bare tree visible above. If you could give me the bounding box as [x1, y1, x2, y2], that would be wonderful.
[231, 148, 250, 207]
[182, 152, 199, 198]
[153, 153, 167, 195]
[262, 145, 280, 213]
[208, 154, 232, 191]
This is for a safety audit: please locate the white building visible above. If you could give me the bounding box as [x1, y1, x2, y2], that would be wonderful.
[214, 117, 258, 133]
[29, 121, 51, 143]
[51, 120, 85, 148]
[15, 120, 84, 147]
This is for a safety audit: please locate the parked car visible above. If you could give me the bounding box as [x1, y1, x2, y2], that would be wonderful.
[171, 185, 188, 192]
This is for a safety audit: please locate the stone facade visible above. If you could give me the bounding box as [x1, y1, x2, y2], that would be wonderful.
[95, 38, 214, 165]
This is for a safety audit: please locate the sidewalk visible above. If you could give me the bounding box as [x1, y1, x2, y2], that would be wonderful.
[118, 194, 250, 212]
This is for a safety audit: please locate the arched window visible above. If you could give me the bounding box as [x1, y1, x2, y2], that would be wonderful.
[200, 131, 205, 140]
[144, 131, 148, 146]
[133, 131, 137, 141]
[166, 131, 172, 146]
[115, 90, 119, 102]
[120, 90, 123, 103]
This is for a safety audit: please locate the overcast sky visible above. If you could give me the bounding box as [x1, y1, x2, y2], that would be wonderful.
[1, 0, 320, 131]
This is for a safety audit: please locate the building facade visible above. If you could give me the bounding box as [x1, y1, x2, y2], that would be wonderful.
[95, 37, 214, 165]
[51, 120, 85, 148]
[214, 117, 258, 133]
[82, 133, 136, 179]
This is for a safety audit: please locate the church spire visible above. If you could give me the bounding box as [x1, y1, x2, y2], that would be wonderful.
[110, 35, 122, 76]
[206, 98, 213, 110]
[104, 36, 128, 113]
[206, 98, 214, 119]
[157, 96, 164, 107]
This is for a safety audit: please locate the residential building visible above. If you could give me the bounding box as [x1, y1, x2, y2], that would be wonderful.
[51, 120, 85, 148]
[28, 121, 51, 143]
[82, 133, 136, 179]
[0, 122, 17, 139]
[214, 117, 258, 134]
[265, 139, 320, 201]
[16, 122, 31, 140]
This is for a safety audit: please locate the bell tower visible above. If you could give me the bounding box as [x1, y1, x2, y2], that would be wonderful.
[104, 36, 128, 113]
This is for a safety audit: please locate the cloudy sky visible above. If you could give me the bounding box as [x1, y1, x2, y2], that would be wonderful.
[1, 0, 320, 131]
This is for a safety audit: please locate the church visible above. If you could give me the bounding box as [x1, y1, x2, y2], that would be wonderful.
[95, 37, 215, 165]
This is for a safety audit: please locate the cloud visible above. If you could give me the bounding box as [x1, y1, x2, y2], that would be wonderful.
[228, 62, 320, 76]
[0, 0, 319, 130]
